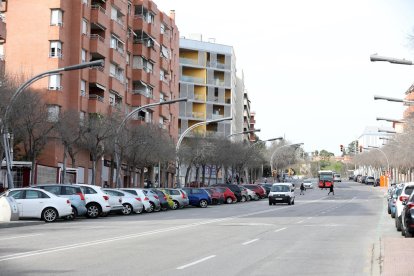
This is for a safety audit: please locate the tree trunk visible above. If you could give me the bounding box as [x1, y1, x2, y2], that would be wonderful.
[139, 169, 145, 187]
[91, 160, 97, 185]
[215, 165, 221, 184]
[109, 156, 115, 187]
[185, 165, 191, 187]
[195, 166, 200, 187]
[207, 165, 213, 186]
[30, 156, 36, 185]
[61, 146, 68, 184]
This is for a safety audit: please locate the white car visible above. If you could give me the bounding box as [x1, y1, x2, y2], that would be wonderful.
[395, 183, 414, 231]
[121, 188, 161, 213]
[103, 188, 144, 215]
[2, 188, 72, 222]
[75, 184, 114, 218]
[268, 183, 295, 205]
[245, 188, 259, 201]
[303, 181, 314, 189]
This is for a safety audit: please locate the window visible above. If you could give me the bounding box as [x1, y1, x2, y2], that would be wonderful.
[82, 18, 88, 35]
[160, 93, 166, 102]
[160, 69, 167, 81]
[110, 34, 125, 54]
[81, 49, 87, 63]
[50, 9, 63, 26]
[48, 74, 61, 90]
[82, 0, 89, 5]
[161, 45, 169, 59]
[127, 1, 132, 15]
[134, 6, 154, 24]
[126, 52, 130, 65]
[80, 80, 86, 96]
[111, 6, 124, 25]
[47, 105, 60, 122]
[160, 23, 165, 34]
[49, 41, 62, 58]
[132, 56, 153, 73]
[109, 63, 124, 82]
[109, 93, 116, 106]
[145, 110, 153, 123]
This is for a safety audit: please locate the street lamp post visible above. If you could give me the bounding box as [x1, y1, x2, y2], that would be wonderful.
[370, 54, 413, 65]
[251, 137, 283, 182]
[175, 116, 232, 188]
[365, 146, 390, 188]
[1, 60, 104, 188]
[227, 129, 260, 139]
[376, 117, 405, 124]
[374, 95, 414, 106]
[114, 98, 187, 188]
[269, 143, 303, 181]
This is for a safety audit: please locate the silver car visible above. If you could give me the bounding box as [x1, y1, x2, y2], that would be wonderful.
[163, 188, 190, 209]
[103, 189, 144, 215]
[121, 188, 161, 213]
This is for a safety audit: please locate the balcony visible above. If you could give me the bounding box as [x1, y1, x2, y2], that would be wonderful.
[132, 69, 150, 83]
[180, 75, 205, 85]
[179, 57, 200, 67]
[211, 114, 224, 120]
[191, 112, 205, 120]
[133, 17, 150, 34]
[158, 104, 170, 118]
[132, 44, 158, 63]
[112, 0, 127, 11]
[131, 93, 154, 107]
[194, 94, 206, 102]
[91, 5, 109, 30]
[109, 76, 125, 94]
[88, 94, 106, 114]
[89, 68, 107, 87]
[109, 48, 125, 66]
[90, 34, 107, 58]
[110, 19, 125, 38]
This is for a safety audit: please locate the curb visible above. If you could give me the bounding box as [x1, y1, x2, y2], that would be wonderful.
[0, 221, 44, 229]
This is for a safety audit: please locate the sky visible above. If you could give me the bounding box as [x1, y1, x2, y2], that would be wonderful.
[154, 0, 414, 155]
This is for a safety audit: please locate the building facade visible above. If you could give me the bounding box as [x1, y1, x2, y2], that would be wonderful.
[2, 0, 179, 187]
[0, 1, 5, 73]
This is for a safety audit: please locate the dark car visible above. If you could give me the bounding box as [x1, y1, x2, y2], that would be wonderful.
[374, 178, 380, 187]
[213, 184, 242, 202]
[203, 188, 224, 205]
[243, 184, 266, 199]
[182, 188, 212, 208]
[402, 192, 414, 237]
[361, 176, 367, 184]
[149, 189, 170, 211]
[258, 183, 272, 196]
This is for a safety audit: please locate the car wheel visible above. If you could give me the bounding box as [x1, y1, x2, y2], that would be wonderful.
[172, 200, 179, 210]
[42, 207, 58, 222]
[212, 199, 218, 205]
[288, 199, 292, 205]
[388, 206, 391, 214]
[292, 200, 295, 205]
[405, 229, 413, 238]
[66, 206, 78, 220]
[391, 212, 395, 218]
[86, 203, 101, 218]
[226, 197, 233, 204]
[241, 195, 247, 202]
[199, 199, 208, 208]
[396, 216, 402, 231]
[122, 203, 133, 215]
[147, 202, 155, 213]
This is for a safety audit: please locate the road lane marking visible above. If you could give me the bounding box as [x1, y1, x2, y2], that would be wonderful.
[296, 220, 305, 224]
[0, 195, 329, 262]
[307, 217, 313, 220]
[274, 227, 287, 233]
[0, 234, 43, 241]
[242, 239, 259, 245]
[176, 255, 216, 270]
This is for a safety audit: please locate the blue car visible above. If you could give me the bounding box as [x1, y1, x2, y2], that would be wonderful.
[35, 184, 87, 219]
[182, 188, 211, 208]
[388, 187, 402, 218]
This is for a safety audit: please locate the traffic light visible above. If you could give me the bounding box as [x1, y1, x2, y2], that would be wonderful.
[340, 145, 344, 152]
[359, 146, 363, 152]
[356, 140, 359, 148]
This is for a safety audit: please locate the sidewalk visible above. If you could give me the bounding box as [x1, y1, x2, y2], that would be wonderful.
[383, 238, 414, 276]
[0, 220, 44, 228]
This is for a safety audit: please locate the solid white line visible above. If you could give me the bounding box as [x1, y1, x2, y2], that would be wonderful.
[176, 255, 216, 270]
[242, 238, 259, 245]
[0, 234, 43, 241]
[296, 220, 305, 224]
[0, 195, 329, 262]
[274, 227, 287, 233]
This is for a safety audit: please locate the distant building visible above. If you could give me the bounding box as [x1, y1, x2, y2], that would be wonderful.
[358, 126, 394, 149]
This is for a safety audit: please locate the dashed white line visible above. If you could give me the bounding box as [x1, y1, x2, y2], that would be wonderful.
[0, 234, 43, 241]
[242, 238, 259, 245]
[296, 220, 305, 224]
[307, 217, 313, 220]
[274, 227, 287, 233]
[176, 255, 216, 270]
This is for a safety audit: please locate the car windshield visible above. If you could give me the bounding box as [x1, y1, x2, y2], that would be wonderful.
[271, 185, 290, 192]
[405, 186, 414, 195]
[320, 175, 333, 180]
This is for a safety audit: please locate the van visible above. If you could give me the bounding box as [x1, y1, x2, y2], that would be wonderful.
[334, 174, 341, 182]
[268, 183, 295, 205]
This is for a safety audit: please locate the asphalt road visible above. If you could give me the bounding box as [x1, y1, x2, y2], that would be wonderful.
[0, 181, 395, 275]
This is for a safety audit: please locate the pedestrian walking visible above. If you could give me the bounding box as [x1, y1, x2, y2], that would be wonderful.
[328, 183, 334, 195]
[300, 183, 305, 195]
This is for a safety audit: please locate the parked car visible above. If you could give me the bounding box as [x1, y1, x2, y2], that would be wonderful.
[213, 184, 243, 202]
[203, 188, 224, 205]
[120, 188, 161, 213]
[182, 188, 212, 208]
[75, 184, 113, 218]
[365, 176, 375, 185]
[35, 184, 87, 219]
[162, 188, 189, 209]
[361, 176, 367, 184]
[214, 187, 236, 204]
[388, 186, 402, 218]
[102, 188, 144, 215]
[258, 183, 272, 196]
[243, 184, 266, 199]
[238, 186, 249, 202]
[374, 178, 380, 187]
[401, 192, 414, 237]
[2, 188, 72, 222]
[268, 183, 295, 205]
[149, 189, 171, 211]
[244, 187, 259, 201]
[395, 183, 414, 231]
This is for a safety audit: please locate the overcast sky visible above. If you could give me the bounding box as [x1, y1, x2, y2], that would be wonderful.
[155, 0, 414, 155]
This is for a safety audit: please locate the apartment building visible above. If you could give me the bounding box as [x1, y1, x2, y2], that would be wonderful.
[2, 0, 179, 186]
[0, 1, 5, 73]
[249, 112, 257, 142]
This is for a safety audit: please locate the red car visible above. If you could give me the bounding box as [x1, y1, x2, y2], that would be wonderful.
[203, 188, 224, 205]
[214, 187, 236, 204]
[243, 184, 266, 199]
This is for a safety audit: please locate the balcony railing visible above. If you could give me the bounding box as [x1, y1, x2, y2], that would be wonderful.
[213, 79, 225, 86]
[91, 4, 107, 14]
[211, 114, 223, 120]
[89, 94, 104, 102]
[179, 57, 199, 66]
[194, 94, 205, 101]
[90, 34, 105, 42]
[192, 112, 205, 119]
[180, 75, 205, 84]
[132, 89, 153, 98]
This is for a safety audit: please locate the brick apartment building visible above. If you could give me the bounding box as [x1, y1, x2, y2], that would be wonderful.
[0, 0, 179, 187]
